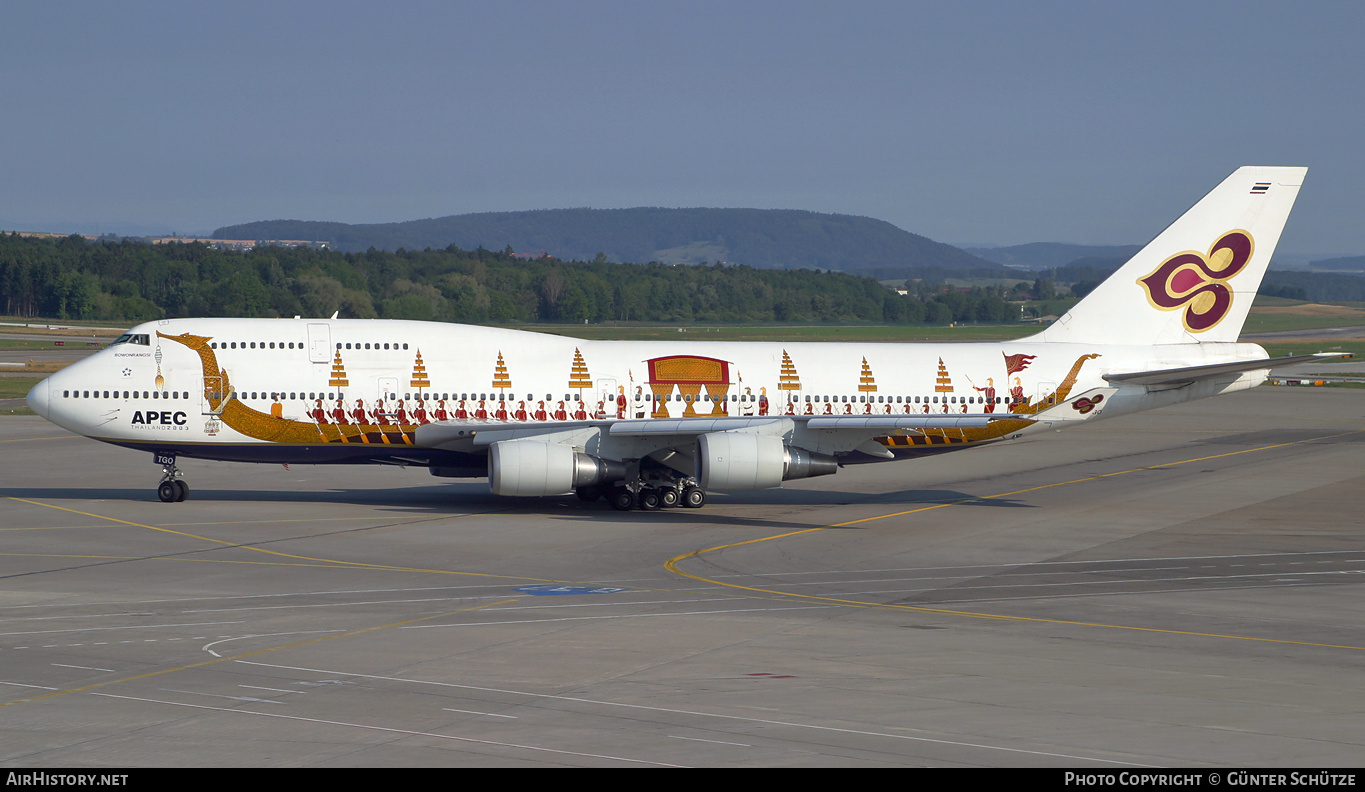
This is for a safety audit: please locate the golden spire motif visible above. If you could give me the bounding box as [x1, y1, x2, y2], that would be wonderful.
[568, 347, 592, 391]
[409, 349, 431, 391]
[857, 356, 877, 393]
[491, 351, 512, 390]
[778, 349, 801, 391]
[934, 357, 954, 393]
[328, 350, 350, 388]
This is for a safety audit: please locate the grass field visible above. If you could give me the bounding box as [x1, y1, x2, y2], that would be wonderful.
[0, 338, 108, 351]
[0, 317, 127, 334]
[1241, 303, 1365, 334]
[1258, 339, 1365, 360]
[0, 376, 40, 415]
[0, 377, 42, 400]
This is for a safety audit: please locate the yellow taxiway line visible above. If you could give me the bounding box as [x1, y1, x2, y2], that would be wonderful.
[667, 429, 1365, 652]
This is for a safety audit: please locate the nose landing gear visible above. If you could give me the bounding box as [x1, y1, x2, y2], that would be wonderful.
[154, 452, 189, 503]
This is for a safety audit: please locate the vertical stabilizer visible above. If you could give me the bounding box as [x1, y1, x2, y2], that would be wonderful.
[1030, 166, 1306, 345]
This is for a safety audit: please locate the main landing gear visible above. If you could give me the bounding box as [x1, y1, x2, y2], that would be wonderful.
[154, 452, 189, 503]
[576, 473, 707, 512]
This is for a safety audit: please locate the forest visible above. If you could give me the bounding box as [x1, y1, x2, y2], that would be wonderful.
[0, 233, 1025, 326]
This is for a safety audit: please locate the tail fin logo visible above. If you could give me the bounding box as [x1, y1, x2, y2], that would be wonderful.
[1072, 394, 1104, 415]
[1137, 230, 1255, 333]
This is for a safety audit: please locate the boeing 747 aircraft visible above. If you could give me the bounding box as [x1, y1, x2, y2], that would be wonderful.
[25, 167, 1337, 509]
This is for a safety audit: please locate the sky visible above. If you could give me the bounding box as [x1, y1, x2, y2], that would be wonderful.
[3, 1, 1363, 258]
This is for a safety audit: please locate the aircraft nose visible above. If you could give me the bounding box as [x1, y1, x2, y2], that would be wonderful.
[26, 378, 49, 419]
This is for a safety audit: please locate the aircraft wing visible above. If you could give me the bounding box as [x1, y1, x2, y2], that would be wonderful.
[1104, 353, 1350, 388]
[417, 413, 1029, 453]
[611, 414, 1022, 434]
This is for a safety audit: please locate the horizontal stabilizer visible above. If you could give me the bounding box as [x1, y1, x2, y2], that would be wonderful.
[1104, 353, 1349, 387]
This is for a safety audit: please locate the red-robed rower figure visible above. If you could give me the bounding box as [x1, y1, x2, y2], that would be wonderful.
[975, 378, 997, 413]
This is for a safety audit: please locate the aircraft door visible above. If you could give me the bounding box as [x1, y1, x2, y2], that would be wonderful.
[379, 377, 399, 402]
[1036, 381, 1059, 409]
[202, 375, 224, 415]
[307, 323, 331, 363]
[596, 378, 618, 419]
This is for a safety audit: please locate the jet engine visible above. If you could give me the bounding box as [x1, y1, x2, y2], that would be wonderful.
[696, 432, 838, 491]
[488, 440, 625, 497]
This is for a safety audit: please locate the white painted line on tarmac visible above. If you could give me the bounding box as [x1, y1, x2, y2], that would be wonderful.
[236, 659, 1154, 766]
[92, 692, 682, 767]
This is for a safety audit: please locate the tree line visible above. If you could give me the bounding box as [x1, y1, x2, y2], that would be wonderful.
[0, 233, 1033, 326]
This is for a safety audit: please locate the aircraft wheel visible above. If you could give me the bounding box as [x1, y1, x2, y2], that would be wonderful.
[682, 486, 706, 508]
[637, 488, 662, 511]
[157, 481, 178, 503]
[174, 480, 190, 502]
[658, 487, 680, 508]
[609, 488, 635, 511]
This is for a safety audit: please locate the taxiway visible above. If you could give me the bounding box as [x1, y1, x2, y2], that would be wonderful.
[1, 386, 1363, 766]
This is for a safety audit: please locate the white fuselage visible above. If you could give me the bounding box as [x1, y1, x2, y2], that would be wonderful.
[28, 317, 1268, 463]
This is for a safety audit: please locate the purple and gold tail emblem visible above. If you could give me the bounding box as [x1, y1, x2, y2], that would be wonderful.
[1072, 394, 1104, 415]
[1137, 230, 1255, 333]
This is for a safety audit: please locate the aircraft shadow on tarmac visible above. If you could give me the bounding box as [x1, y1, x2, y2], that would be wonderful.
[0, 483, 1035, 533]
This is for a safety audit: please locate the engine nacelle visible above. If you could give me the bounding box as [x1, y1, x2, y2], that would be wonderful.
[696, 433, 838, 491]
[488, 440, 624, 497]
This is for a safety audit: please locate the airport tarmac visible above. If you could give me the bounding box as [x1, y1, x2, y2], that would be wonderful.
[1, 386, 1363, 767]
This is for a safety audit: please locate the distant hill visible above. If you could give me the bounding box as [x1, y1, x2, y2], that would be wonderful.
[1307, 255, 1365, 272]
[964, 242, 1142, 270]
[213, 208, 996, 273]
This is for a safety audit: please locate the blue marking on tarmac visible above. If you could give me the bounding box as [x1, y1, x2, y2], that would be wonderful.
[515, 585, 629, 596]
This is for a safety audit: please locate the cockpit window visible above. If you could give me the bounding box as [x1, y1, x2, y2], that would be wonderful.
[111, 333, 151, 346]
